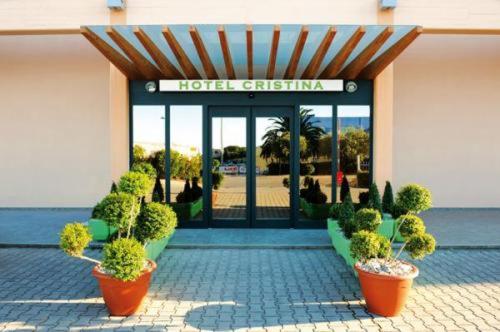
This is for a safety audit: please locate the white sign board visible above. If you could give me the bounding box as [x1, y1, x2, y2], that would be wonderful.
[160, 80, 343, 92]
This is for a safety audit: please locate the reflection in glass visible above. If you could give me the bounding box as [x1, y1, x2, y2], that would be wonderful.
[337, 105, 371, 203]
[256, 117, 290, 219]
[298, 106, 333, 220]
[132, 105, 166, 202]
[212, 117, 247, 219]
[170, 106, 203, 221]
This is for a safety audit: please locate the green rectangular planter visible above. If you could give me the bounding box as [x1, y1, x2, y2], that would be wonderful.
[378, 215, 395, 240]
[330, 228, 356, 268]
[300, 198, 332, 220]
[145, 231, 174, 261]
[327, 218, 339, 238]
[171, 198, 203, 221]
[88, 219, 117, 242]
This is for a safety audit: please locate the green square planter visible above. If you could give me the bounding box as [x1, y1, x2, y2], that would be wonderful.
[330, 229, 356, 268]
[300, 198, 332, 220]
[145, 231, 174, 261]
[88, 219, 117, 242]
[171, 198, 203, 221]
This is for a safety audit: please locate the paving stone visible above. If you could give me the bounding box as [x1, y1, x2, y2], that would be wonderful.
[0, 248, 499, 331]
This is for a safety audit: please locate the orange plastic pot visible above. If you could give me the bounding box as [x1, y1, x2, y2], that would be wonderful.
[355, 262, 418, 317]
[92, 260, 157, 316]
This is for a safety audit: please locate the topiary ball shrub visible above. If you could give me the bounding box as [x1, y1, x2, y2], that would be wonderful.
[405, 233, 436, 259]
[96, 193, 137, 233]
[395, 184, 432, 215]
[102, 238, 146, 282]
[350, 230, 391, 261]
[118, 171, 153, 198]
[398, 215, 426, 240]
[131, 162, 157, 180]
[355, 208, 382, 233]
[135, 203, 178, 243]
[382, 181, 394, 214]
[60, 223, 92, 257]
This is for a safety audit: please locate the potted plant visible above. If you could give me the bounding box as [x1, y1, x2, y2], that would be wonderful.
[171, 179, 203, 221]
[135, 202, 178, 261]
[351, 184, 436, 317]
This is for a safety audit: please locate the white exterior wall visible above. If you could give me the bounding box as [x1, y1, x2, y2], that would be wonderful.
[393, 34, 500, 207]
[0, 35, 111, 207]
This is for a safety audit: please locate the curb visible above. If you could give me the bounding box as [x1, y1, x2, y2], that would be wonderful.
[1, 243, 500, 250]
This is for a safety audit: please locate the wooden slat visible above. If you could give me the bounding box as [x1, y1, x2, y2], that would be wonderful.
[318, 26, 365, 79]
[423, 27, 500, 35]
[189, 26, 219, 79]
[107, 27, 163, 80]
[162, 26, 201, 79]
[283, 26, 309, 79]
[246, 25, 253, 80]
[81, 27, 140, 79]
[337, 26, 393, 79]
[217, 26, 236, 79]
[301, 26, 336, 79]
[134, 27, 183, 79]
[266, 25, 281, 79]
[359, 26, 423, 79]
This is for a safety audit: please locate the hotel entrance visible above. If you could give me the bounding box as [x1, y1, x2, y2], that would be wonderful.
[209, 106, 293, 228]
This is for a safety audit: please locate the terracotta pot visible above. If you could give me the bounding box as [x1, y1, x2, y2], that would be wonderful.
[92, 260, 157, 316]
[211, 191, 218, 206]
[354, 261, 419, 317]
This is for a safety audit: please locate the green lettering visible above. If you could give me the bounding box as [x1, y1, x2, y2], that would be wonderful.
[243, 80, 252, 90]
[216, 81, 224, 90]
[192, 81, 202, 90]
[303, 80, 312, 90]
[255, 81, 264, 90]
[179, 80, 189, 90]
[314, 81, 324, 90]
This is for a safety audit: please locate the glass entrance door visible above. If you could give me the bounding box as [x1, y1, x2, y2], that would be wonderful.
[208, 106, 294, 228]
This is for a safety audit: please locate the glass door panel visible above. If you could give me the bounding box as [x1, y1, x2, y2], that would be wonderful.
[211, 116, 248, 221]
[255, 117, 290, 220]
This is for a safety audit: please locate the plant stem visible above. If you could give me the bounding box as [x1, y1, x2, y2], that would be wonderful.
[390, 212, 410, 247]
[78, 255, 101, 265]
[394, 242, 407, 260]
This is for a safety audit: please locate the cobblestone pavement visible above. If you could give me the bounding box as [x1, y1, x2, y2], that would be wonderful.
[1, 248, 499, 331]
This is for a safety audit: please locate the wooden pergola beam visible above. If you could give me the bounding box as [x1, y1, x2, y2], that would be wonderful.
[337, 26, 393, 79]
[318, 26, 366, 79]
[189, 26, 219, 79]
[283, 26, 309, 79]
[217, 26, 236, 79]
[162, 26, 201, 79]
[358, 26, 422, 79]
[81, 27, 140, 79]
[266, 25, 281, 80]
[246, 25, 253, 80]
[301, 26, 336, 79]
[133, 27, 183, 79]
[107, 27, 163, 80]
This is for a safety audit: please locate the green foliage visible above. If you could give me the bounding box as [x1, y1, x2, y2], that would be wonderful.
[382, 181, 394, 214]
[91, 200, 105, 219]
[354, 208, 382, 233]
[131, 162, 157, 180]
[152, 176, 164, 203]
[398, 215, 426, 239]
[350, 231, 390, 261]
[170, 150, 202, 180]
[102, 238, 146, 281]
[176, 179, 193, 203]
[135, 203, 178, 243]
[367, 183, 383, 214]
[191, 177, 203, 200]
[95, 192, 137, 232]
[212, 171, 224, 190]
[304, 164, 315, 176]
[60, 223, 92, 257]
[339, 127, 369, 174]
[405, 233, 436, 260]
[282, 177, 290, 189]
[133, 145, 147, 162]
[338, 193, 355, 237]
[340, 176, 350, 202]
[395, 184, 432, 214]
[358, 192, 369, 206]
[118, 171, 153, 198]
[306, 180, 327, 204]
[330, 203, 341, 219]
[110, 182, 118, 194]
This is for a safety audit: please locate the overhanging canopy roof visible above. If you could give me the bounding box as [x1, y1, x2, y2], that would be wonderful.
[81, 24, 421, 81]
